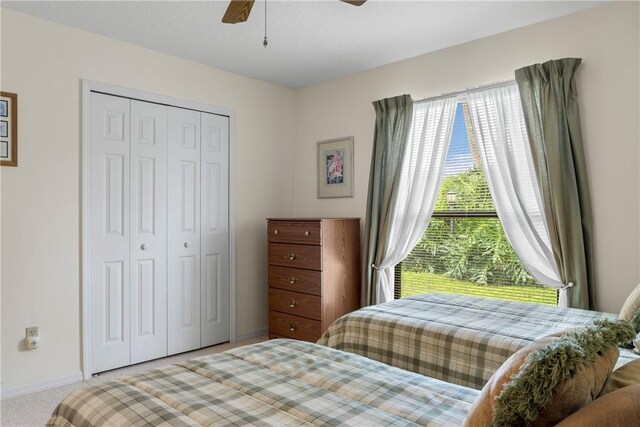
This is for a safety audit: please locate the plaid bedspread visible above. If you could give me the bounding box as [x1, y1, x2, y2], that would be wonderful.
[318, 293, 639, 390]
[47, 339, 477, 426]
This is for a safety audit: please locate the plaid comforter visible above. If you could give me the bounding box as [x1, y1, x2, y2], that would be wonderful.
[47, 339, 477, 426]
[318, 293, 639, 390]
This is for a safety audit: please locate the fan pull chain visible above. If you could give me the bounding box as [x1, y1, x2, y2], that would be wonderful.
[263, 0, 268, 47]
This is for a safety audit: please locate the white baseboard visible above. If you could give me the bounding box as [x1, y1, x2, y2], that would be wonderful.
[1, 371, 83, 400]
[235, 327, 268, 342]
[2, 330, 266, 399]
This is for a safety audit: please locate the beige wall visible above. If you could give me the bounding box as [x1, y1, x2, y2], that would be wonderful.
[294, 2, 639, 314]
[2, 1, 639, 393]
[0, 9, 296, 392]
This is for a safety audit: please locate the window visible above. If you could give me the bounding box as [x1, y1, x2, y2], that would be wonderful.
[394, 102, 558, 306]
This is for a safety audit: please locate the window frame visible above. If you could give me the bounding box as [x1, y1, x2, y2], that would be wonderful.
[393, 100, 558, 305]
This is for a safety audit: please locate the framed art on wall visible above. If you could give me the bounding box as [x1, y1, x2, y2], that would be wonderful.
[0, 91, 18, 167]
[317, 136, 353, 198]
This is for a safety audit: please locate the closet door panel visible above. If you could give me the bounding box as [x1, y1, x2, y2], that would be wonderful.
[201, 113, 230, 346]
[168, 107, 202, 355]
[90, 93, 131, 373]
[130, 100, 168, 364]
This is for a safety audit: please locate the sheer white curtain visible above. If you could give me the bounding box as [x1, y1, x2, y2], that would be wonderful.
[374, 96, 457, 302]
[466, 84, 568, 306]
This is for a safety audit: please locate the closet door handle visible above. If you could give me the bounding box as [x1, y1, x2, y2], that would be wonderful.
[184, 241, 191, 248]
[140, 243, 149, 251]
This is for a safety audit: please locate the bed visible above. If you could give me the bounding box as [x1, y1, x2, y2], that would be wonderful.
[47, 339, 477, 426]
[47, 306, 637, 427]
[317, 292, 639, 390]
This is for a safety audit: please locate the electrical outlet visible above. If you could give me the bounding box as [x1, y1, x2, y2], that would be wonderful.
[26, 337, 39, 350]
[25, 327, 40, 350]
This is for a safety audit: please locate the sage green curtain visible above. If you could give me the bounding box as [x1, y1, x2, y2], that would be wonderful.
[515, 58, 596, 310]
[362, 95, 413, 306]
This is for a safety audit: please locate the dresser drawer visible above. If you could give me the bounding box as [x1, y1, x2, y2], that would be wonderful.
[268, 243, 322, 270]
[269, 288, 321, 320]
[269, 311, 322, 342]
[268, 221, 321, 245]
[268, 265, 322, 296]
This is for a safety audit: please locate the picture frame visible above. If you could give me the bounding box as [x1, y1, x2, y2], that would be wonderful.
[0, 91, 18, 167]
[317, 136, 353, 198]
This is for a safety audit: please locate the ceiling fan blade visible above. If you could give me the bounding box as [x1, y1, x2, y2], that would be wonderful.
[222, 0, 255, 24]
[340, 0, 367, 6]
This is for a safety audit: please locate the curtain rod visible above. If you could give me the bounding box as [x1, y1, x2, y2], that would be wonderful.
[415, 80, 516, 103]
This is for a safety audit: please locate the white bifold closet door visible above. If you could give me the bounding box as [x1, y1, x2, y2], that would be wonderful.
[129, 100, 168, 364]
[167, 107, 202, 354]
[167, 108, 230, 354]
[200, 112, 230, 347]
[90, 92, 230, 374]
[90, 93, 132, 373]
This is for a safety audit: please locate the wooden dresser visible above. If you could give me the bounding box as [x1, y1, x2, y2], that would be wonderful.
[267, 218, 361, 342]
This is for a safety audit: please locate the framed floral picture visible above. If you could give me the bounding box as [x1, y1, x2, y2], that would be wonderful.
[317, 136, 353, 198]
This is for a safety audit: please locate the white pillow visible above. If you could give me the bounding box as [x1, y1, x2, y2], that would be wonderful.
[619, 283, 640, 322]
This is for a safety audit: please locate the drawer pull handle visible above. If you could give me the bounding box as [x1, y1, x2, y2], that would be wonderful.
[288, 277, 297, 284]
[274, 229, 279, 235]
[289, 323, 297, 332]
[304, 231, 310, 236]
[288, 253, 297, 261]
[288, 299, 297, 308]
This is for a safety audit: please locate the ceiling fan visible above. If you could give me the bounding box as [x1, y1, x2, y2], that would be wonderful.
[222, 0, 367, 24]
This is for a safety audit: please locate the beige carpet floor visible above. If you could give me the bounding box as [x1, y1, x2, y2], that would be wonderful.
[1, 335, 266, 426]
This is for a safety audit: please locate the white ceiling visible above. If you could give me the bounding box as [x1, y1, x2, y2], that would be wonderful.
[3, 1, 602, 88]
